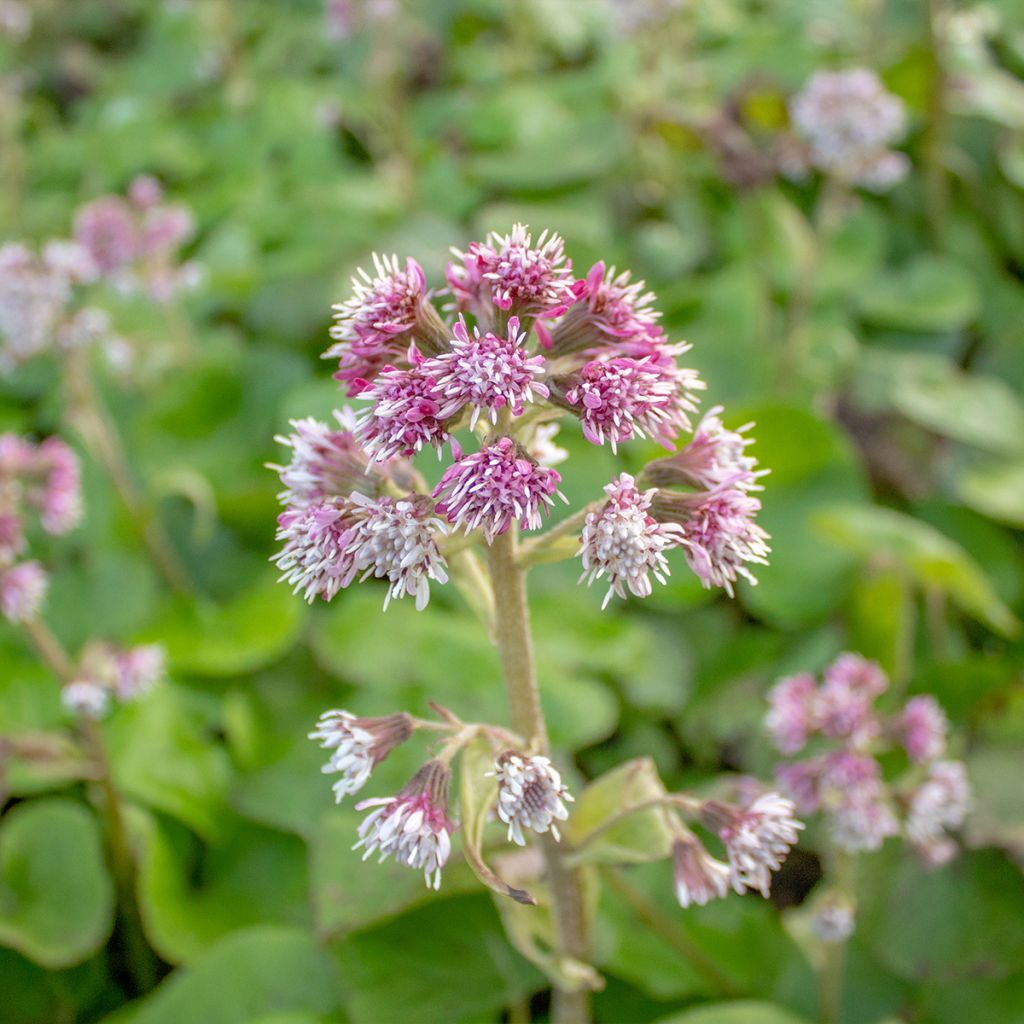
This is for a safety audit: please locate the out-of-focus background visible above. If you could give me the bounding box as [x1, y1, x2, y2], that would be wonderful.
[2, 0, 1024, 1022]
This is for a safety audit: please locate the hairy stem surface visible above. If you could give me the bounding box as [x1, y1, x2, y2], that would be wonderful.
[487, 529, 593, 1024]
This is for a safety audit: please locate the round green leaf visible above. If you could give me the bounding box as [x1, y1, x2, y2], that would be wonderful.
[0, 800, 114, 968]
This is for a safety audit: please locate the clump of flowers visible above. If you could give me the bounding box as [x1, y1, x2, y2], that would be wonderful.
[766, 652, 970, 864]
[784, 68, 910, 191]
[74, 176, 199, 301]
[279, 225, 791, 997]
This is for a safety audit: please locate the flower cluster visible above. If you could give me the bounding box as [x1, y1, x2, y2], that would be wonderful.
[0, 433, 82, 621]
[785, 69, 910, 190]
[275, 224, 771, 613]
[766, 653, 969, 864]
[62, 641, 167, 719]
[74, 176, 199, 300]
[0, 241, 97, 371]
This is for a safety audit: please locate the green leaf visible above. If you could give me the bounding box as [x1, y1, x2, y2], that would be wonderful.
[858, 256, 980, 332]
[146, 581, 305, 678]
[567, 758, 673, 866]
[133, 812, 311, 964]
[104, 684, 233, 840]
[857, 847, 1024, 983]
[116, 926, 339, 1024]
[459, 739, 536, 905]
[956, 458, 1024, 527]
[653, 1000, 812, 1024]
[331, 894, 541, 1024]
[812, 504, 1020, 637]
[847, 568, 914, 683]
[0, 800, 114, 968]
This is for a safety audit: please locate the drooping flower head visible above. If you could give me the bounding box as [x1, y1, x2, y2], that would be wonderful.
[433, 437, 565, 542]
[899, 695, 948, 764]
[447, 224, 576, 319]
[428, 316, 549, 429]
[644, 405, 766, 493]
[310, 709, 413, 802]
[702, 793, 804, 897]
[578, 473, 684, 608]
[353, 760, 455, 889]
[354, 355, 450, 463]
[493, 751, 574, 846]
[672, 833, 733, 908]
[342, 492, 449, 610]
[270, 409, 381, 509]
[788, 68, 910, 190]
[326, 254, 447, 390]
[653, 486, 770, 596]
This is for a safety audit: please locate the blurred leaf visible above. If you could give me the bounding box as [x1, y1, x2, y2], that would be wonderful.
[858, 256, 979, 332]
[331, 894, 541, 1024]
[847, 568, 913, 682]
[115, 926, 338, 1024]
[105, 685, 233, 840]
[956, 459, 1024, 527]
[146, 582, 305, 677]
[133, 812, 310, 964]
[653, 1002, 812, 1024]
[858, 846, 1024, 983]
[813, 504, 1020, 637]
[567, 758, 673, 866]
[0, 800, 113, 968]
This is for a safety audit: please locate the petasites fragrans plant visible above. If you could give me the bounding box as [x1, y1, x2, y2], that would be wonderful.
[271, 225, 800, 1023]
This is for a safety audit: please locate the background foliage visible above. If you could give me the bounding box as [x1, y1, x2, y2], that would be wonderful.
[2, 0, 1024, 1021]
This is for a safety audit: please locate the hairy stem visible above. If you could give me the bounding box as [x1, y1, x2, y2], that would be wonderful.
[486, 529, 593, 1024]
[64, 354, 195, 595]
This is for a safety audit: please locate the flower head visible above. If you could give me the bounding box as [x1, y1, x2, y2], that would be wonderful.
[114, 644, 165, 701]
[354, 356, 449, 463]
[816, 654, 886, 743]
[326, 254, 443, 390]
[427, 316, 549, 429]
[653, 486, 770, 595]
[672, 834, 732, 908]
[906, 760, 970, 849]
[343, 492, 449, 610]
[353, 760, 455, 889]
[493, 751, 574, 845]
[819, 751, 898, 852]
[0, 560, 47, 622]
[703, 793, 804, 897]
[578, 473, 684, 608]
[644, 406, 766, 492]
[765, 673, 818, 755]
[270, 409, 380, 509]
[433, 437, 564, 542]
[310, 709, 413, 801]
[789, 68, 909, 190]
[74, 197, 139, 275]
[561, 356, 693, 453]
[33, 436, 82, 535]
[272, 499, 358, 603]
[899, 695, 948, 764]
[811, 898, 856, 944]
[447, 224, 576, 318]
[62, 679, 110, 719]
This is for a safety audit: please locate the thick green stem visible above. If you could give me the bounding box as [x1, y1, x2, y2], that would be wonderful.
[820, 850, 856, 1024]
[486, 530, 593, 1024]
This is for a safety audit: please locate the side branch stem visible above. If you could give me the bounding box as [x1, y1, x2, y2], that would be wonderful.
[486, 529, 593, 1024]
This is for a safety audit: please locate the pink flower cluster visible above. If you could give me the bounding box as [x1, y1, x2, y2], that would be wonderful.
[766, 653, 968, 864]
[275, 223, 771, 612]
[61, 640, 167, 719]
[0, 241, 98, 371]
[74, 176, 198, 300]
[0, 433, 83, 622]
